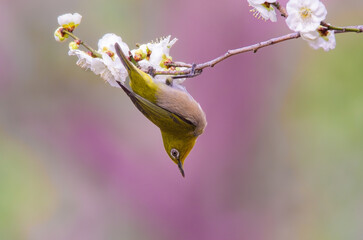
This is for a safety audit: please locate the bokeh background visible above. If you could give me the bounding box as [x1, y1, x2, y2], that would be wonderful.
[0, 0, 362, 239]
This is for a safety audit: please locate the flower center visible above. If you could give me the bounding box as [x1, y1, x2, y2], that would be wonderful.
[299, 7, 312, 19]
[102, 47, 115, 59]
[262, 2, 273, 11]
[317, 27, 328, 37]
[317, 27, 330, 41]
[262, 2, 271, 8]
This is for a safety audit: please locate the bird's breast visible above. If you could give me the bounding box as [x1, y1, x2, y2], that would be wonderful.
[156, 84, 207, 136]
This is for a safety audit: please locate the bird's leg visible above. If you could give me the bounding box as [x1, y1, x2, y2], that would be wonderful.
[147, 66, 156, 77]
[172, 63, 202, 79]
[165, 77, 173, 86]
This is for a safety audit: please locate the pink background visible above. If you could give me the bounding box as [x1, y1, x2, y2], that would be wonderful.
[0, 0, 362, 239]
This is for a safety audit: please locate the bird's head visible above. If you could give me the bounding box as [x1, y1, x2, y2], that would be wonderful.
[161, 132, 197, 177]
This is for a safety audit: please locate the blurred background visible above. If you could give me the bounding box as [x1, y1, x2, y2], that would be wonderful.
[0, 0, 362, 239]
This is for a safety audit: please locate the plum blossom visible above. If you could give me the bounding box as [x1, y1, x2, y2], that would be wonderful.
[247, 0, 277, 22]
[147, 36, 177, 69]
[131, 44, 150, 62]
[54, 13, 83, 42]
[68, 33, 130, 87]
[286, 0, 327, 32]
[130, 36, 178, 72]
[301, 27, 336, 51]
[68, 48, 123, 88]
[129, 36, 184, 84]
[54, 27, 67, 42]
[58, 13, 82, 30]
[68, 49, 99, 72]
[69, 41, 80, 50]
[55, 13, 184, 87]
[97, 33, 130, 87]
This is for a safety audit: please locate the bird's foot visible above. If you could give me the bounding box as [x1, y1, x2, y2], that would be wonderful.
[172, 63, 202, 79]
[147, 66, 156, 77]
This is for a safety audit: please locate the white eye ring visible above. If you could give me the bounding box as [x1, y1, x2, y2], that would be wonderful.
[170, 148, 179, 159]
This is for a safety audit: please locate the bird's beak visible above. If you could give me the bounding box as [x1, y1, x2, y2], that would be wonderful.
[115, 43, 131, 72]
[177, 160, 185, 178]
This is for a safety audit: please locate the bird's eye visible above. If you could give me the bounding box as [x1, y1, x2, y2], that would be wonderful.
[170, 148, 179, 159]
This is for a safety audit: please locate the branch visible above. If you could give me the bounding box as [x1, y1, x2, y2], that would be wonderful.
[273, 0, 362, 34]
[153, 25, 362, 76]
[321, 22, 363, 33]
[62, 29, 102, 58]
[272, 2, 288, 18]
[60, 19, 362, 78]
[150, 1, 363, 77]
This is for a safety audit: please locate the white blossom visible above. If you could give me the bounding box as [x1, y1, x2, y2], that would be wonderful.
[54, 13, 82, 42]
[67, 33, 132, 88]
[68, 49, 99, 71]
[98, 33, 129, 57]
[131, 44, 149, 62]
[54, 27, 67, 42]
[127, 35, 178, 84]
[129, 36, 184, 85]
[248, 0, 277, 22]
[286, 0, 327, 32]
[97, 33, 130, 86]
[147, 36, 177, 70]
[301, 28, 336, 51]
[69, 41, 79, 50]
[61, 21, 182, 88]
[69, 48, 123, 88]
[58, 13, 82, 27]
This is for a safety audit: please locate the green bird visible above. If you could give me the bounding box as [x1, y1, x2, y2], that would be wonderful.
[114, 43, 207, 177]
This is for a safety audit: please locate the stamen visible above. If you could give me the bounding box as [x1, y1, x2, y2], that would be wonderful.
[299, 7, 312, 19]
[250, 7, 262, 20]
[106, 51, 114, 58]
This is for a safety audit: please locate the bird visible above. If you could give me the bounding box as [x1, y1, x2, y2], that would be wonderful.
[114, 43, 207, 177]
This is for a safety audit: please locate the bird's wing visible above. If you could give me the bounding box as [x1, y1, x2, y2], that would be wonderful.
[117, 82, 196, 133]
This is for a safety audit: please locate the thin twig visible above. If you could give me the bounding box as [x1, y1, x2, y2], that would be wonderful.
[153, 25, 362, 76]
[62, 29, 102, 58]
[61, 20, 362, 77]
[272, 2, 288, 17]
[321, 22, 363, 33]
[165, 62, 193, 68]
[153, 0, 362, 76]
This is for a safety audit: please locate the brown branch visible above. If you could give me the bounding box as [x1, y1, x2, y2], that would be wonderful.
[165, 62, 193, 68]
[152, 25, 362, 76]
[272, 2, 288, 18]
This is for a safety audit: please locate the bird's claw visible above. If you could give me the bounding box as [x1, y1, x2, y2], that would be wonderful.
[147, 66, 156, 77]
[172, 63, 202, 79]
